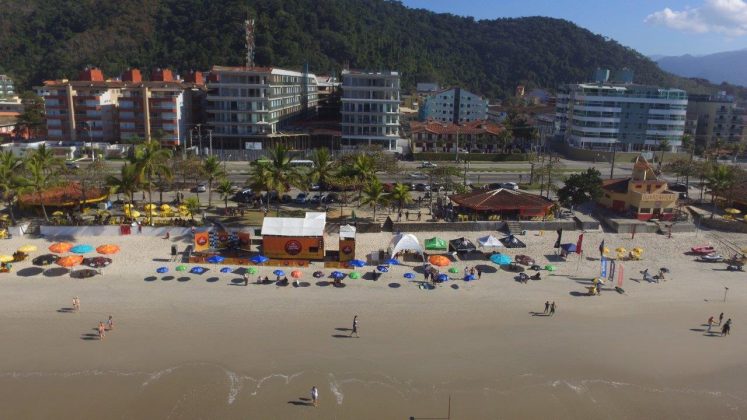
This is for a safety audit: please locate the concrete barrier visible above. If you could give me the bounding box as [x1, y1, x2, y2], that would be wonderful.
[40, 225, 197, 237]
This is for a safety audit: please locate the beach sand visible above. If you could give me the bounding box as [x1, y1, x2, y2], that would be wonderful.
[0, 229, 746, 419]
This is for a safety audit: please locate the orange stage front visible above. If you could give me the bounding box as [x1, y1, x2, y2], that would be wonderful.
[262, 235, 325, 260]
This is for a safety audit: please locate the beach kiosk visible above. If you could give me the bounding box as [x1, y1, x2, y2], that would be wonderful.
[261, 212, 326, 261]
[339, 224, 356, 262]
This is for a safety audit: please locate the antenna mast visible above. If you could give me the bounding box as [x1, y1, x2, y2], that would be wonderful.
[245, 17, 255, 67]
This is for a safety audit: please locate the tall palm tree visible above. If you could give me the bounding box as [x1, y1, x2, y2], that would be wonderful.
[201, 155, 225, 208]
[390, 182, 413, 213]
[106, 163, 139, 205]
[215, 178, 234, 211]
[308, 148, 337, 197]
[248, 161, 272, 209]
[27, 143, 60, 175]
[131, 141, 172, 222]
[22, 159, 53, 221]
[0, 151, 23, 224]
[706, 164, 736, 218]
[266, 144, 302, 215]
[360, 179, 388, 221]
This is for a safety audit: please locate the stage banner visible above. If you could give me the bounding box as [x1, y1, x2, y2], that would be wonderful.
[600, 256, 607, 278]
[194, 231, 210, 252]
[237, 232, 252, 249]
[617, 264, 624, 287]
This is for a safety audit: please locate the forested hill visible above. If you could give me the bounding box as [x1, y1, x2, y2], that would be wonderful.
[0, 0, 729, 98]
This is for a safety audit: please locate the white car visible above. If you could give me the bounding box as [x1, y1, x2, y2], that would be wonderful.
[419, 161, 437, 168]
[501, 182, 519, 190]
[409, 172, 427, 179]
[195, 184, 207, 193]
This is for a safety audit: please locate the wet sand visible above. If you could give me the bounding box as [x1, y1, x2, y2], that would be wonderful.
[0, 231, 746, 418]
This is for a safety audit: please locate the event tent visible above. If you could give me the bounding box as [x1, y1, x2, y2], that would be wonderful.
[477, 235, 503, 249]
[449, 237, 477, 253]
[388, 233, 424, 257]
[424, 237, 448, 251]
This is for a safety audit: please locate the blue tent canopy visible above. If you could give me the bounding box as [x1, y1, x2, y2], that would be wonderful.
[490, 254, 513, 265]
[349, 259, 366, 267]
[207, 255, 225, 264]
[404, 272, 415, 279]
[250, 255, 269, 264]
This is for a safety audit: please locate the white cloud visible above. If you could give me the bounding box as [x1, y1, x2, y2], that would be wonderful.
[645, 0, 747, 36]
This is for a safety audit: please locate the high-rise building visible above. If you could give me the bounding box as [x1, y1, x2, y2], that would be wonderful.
[555, 82, 687, 152]
[206, 66, 318, 149]
[341, 70, 402, 151]
[0, 75, 14, 98]
[420, 87, 488, 123]
[686, 93, 745, 148]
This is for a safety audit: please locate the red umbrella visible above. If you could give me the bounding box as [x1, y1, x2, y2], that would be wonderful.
[96, 244, 120, 255]
[49, 242, 73, 253]
[428, 255, 451, 267]
[291, 270, 303, 279]
[56, 255, 83, 268]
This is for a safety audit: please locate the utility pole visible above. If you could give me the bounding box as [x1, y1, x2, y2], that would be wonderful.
[208, 129, 213, 156]
[455, 126, 460, 163]
[609, 147, 617, 179]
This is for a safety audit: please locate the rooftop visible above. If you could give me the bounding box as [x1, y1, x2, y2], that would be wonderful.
[261, 212, 326, 237]
[449, 188, 554, 212]
[410, 120, 504, 136]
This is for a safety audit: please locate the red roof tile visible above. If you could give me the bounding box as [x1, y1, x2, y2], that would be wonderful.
[410, 120, 505, 136]
[449, 188, 553, 212]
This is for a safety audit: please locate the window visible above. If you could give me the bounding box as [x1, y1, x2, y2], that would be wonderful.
[663, 208, 673, 213]
[639, 208, 651, 213]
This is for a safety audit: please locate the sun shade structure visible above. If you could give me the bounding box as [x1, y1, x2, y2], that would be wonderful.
[404, 272, 415, 279]
[291, 270, 302, 278]
[428, 255, 451, 267]
[56, 255, 84, 268]
[207, 255, 225, 264]
[49, 242, 73, 253]
[71, 244, 95, 254]
[18, 245, 37, 254]
[18, 183, 108, 207]
[33, 254, 59, 266]
[247, 267, 258, 274]
[348, 259, 366, 267]
[388, 233, 424, 257]
[477, 235, 503, 249]
[449, 188, 553, 218]
[273, 269, 285, 276]
[500, 235, 526, 248]
[424, 237, 448, 251]
[96, 244, 120, 255]
[490, 254, 512, 265]
[0, 255, 13, 263]
[250, 255, 269, 264]
[449, 237, 477, 253]
[349, 271, 361, 279]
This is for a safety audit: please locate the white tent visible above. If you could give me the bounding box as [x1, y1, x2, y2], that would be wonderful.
[261, 212, 326, 237]
[477, 235, 503, 249]
[388, 233, 424, 257]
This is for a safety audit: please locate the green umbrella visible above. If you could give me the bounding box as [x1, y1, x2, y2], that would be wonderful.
[545, 265, 556, 272]
[247, 267, 258, 274]
[448, 267, 459, 273]
[349, 271, 361, 279]
[176, 265, 188, 272]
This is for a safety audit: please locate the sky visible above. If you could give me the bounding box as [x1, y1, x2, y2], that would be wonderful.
[401, 0, 747, 57]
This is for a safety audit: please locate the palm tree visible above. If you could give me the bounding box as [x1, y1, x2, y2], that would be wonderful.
[657, 139, 671, 169]
[0, 151, 23, 224]
[201, 155, 225, 208]
[248, 161, 272, 209]
[390, 182, 413, 213]
[106, 163, 139, 205]
[215, 178, 234, 211]
[22, 159, 53, 221]
[360, 179, 388, 221]
[266, 145, 302, 215]
[131, 141, 172, 223]
[706, 164, 736, 218]
[308, 148, 337, 197]
[27, 143, 61, 174]
[498, 128, 512, 153]
[184, 196, 200, 221]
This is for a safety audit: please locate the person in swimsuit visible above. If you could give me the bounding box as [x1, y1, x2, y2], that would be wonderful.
[350, 315, 359, 338]
[107, 315, 114, 331]
[98, 322, 105, 340]
[311, 386, 319, 407]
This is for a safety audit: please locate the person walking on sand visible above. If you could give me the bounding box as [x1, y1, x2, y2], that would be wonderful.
[707, 315, 715, 333]
[98, 322, 105, 340]
[719, 312, 724, 326]
[311, 386, 319, 407]
[243, 272, 249, 286]
[550, 301, 556, 316]
[544, 301, 550, 314]
[350, 315, 359, 338]
[477, 267, 482, 280]
[107, 315, 114, 331]
[721, 322, 730, 336]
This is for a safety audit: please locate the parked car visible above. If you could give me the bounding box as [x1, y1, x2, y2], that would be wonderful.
[65, 161, 80, 170]
[294, 193, 308, 204]
[419, 161, 437, 168]
[322, 193, 340, 204]
[233, 189, 254, 203]
[414, 183, 430, 192]
[409, 172, 427, 179]
[309, 194, 322, 205]
[309, 183, 320, 191]
[193, 184, 207, 193]
[501, 182, 519, 190]
[668, 182, 688, 199]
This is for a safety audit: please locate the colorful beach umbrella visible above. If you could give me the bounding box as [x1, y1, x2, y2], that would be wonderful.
[32, 254, 59, 266]
[448, 267, 459, 273]
[56, 255, 83, 268]
[49, 242, 73, 253]
[313, 271, 325, 278]
[190, 266, 207, 274]
[331, 271, 345, 279]
[349, 271, 361, 279]
[52, 210, 65, 217]
[404, 272, 415, 279]
[207, 255, 225, 264]
[251, 255, 269, 264]
[96, 244, 120, 255]
[348, 259, 366, 268]
[220, 267, 232, 273]
[247, 267, 258, 275]
[464, 274, 476, 281]
[725, 208, 741, 215]
[291, 270, 303, 278]
[385, 258, 400, 265]
[83, 256, 111, 268]
[176, 265, 188, 272]
[545, 265, 557, 271]
[490, 254, 512, 265]
[157, 267, 168, 273]
[428, 255, 451, 267]
[377, 265, 388, 272]
[437, 273, 449, 282]
[0, 255, 13, 263]
[71, 244, 95, 254]
[273, 269, 285, 277]
[18, 245, 37, 254]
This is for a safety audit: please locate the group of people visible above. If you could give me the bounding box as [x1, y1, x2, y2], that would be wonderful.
[543, 301, 557, 316]
[463, 266, 483, 279]
[706, 312, 733, 336]
[97, 316, 114, 340]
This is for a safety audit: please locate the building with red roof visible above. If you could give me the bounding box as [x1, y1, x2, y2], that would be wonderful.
[410, 120, 506, 153]
[449, 188, 554, 220]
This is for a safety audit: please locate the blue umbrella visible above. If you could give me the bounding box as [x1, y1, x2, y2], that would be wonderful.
[437, 273, 449, 282]
[349, 259, 366, 268]
[71, 244, 94, 254]
[464, 274, 476, 281]
[220, 267, 232, 273]
[273, 269, 285, 277]
[190, 266, 207, 274]
[331, 271, 345, 279]
[377, 265, 389, 272]
[490, 253, 512, 265]
[385, 258, 400, 265]
[207, 255, 225, 264]
[156, 267, 168, 274]
[404, 272, 415, 279]
[250, 255, 269, 264]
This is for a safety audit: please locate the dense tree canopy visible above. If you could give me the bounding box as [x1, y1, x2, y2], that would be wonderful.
[1, 0, 738, 98]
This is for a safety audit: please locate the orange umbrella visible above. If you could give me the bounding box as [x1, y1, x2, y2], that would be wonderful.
[428, 255, 451, 267]
[291, 270, 303, 279]
[96, 244, 120, 255]
[49, 242, 73, 253]
[56, 255, 84, 268]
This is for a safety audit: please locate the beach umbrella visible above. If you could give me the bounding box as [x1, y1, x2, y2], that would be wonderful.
[437, 273, 449, 282]
[291, 270, 303, 278]
[176, 265, 188, 272]
[633, 247, 643, 253]
[331, 271, 345, 279]
[273, 269, 285, 277]
[348, 259, 366, 268]
[545, 264, 557, 271]
[313, 271, 324, 278]
[385, 258, 400, 265]
[18, 245, 37, 254]
[251, 255, 269, 264]
[96, 244, 120, 255]
[0, 214, 8, 220]
[404, 272, 415, 279]
[157, 267, 168, 274]
[725, 208, 741, 215]
[615, 247, 626, 253]
[428, 255, 451, 267]
[490, 254, 512, 265]
[464, 274, 476, 281]
[160, 204, 172, 211]
[448, 267, 459, 273]
[220, 267, 232, 273]
[49, 242, 73, 253]
[247, 267, 258, 275]
[190, 266, 207, 274]
[71, 244, 95, 254]
[377, 265, 389, 272]
[144, 203, 157, 210]
[349, 271, 361, 279]
[56, 255, 83, 268]
[83, 257, 111, 268]
[123, 203, 133, 209]
[33, 254, 59, 266]
[207, 255, 225, 264]
[0, 255, 13, 263]
[52, 210, 64, 217]
[130, 210, 141, 218]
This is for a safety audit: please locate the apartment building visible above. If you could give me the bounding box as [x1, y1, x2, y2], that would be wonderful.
[341, 70, 402, 151]
[410, 120, 505, 153]
[686, 93, 745, 148]
[555, 82, 687, 152]
[420, 87, 488, 123]
[0, 75, 15, 98]
[206, 66, 319, 149]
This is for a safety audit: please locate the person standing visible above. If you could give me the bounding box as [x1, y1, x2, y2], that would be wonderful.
[350, 315, 359, 338]
[243, 272, 249, 286]
[477, 267, 482, 280]
[98, 322, 105, 340]
[719, 312, 724, 326]
[707, 315, 715, 333]
[311, 386, 319, 407]
[107, 315, 114, 331]
[544, 301, 550, 314]
[550, 301, 556, 316]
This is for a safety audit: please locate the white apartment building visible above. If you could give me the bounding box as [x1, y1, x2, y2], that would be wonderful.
[207, 66, 318, 148]
[420, 87, 488, 123]
[341, 70, 402, 151]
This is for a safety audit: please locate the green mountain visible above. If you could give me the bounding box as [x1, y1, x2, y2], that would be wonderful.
[0, 0, 734, 98]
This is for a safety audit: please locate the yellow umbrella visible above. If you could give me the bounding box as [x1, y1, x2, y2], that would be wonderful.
[52, 211, 64, 217]
[130, 210, 141, 218]
[602, 247, 610, 255]
[633, 247, 643, 253]
[123, 203, 133, 209]
[160, 204, 171, 211]
[615, 247, 626, 253]
[144, 203, 157, 210]
[0, 255, 13, 263]
[725, 208, 741, 215]
[18, 245, 37, 254]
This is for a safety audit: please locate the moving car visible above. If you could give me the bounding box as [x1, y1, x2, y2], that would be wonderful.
[668, 182, 688, 199]
[419, 161, 437, 168]
[409, 172, 427, 179]
[193, 184, 207, 193]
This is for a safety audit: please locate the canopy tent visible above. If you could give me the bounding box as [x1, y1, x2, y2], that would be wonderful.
[424, 237, 448, 251]
[477, 235, 503, 249]
[388, 233, 424, 257]
[499, 235, 526, 248]
[339, 224, 357, 239]
[449, 237, 477, 253]
[261, 212, 326, 237]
